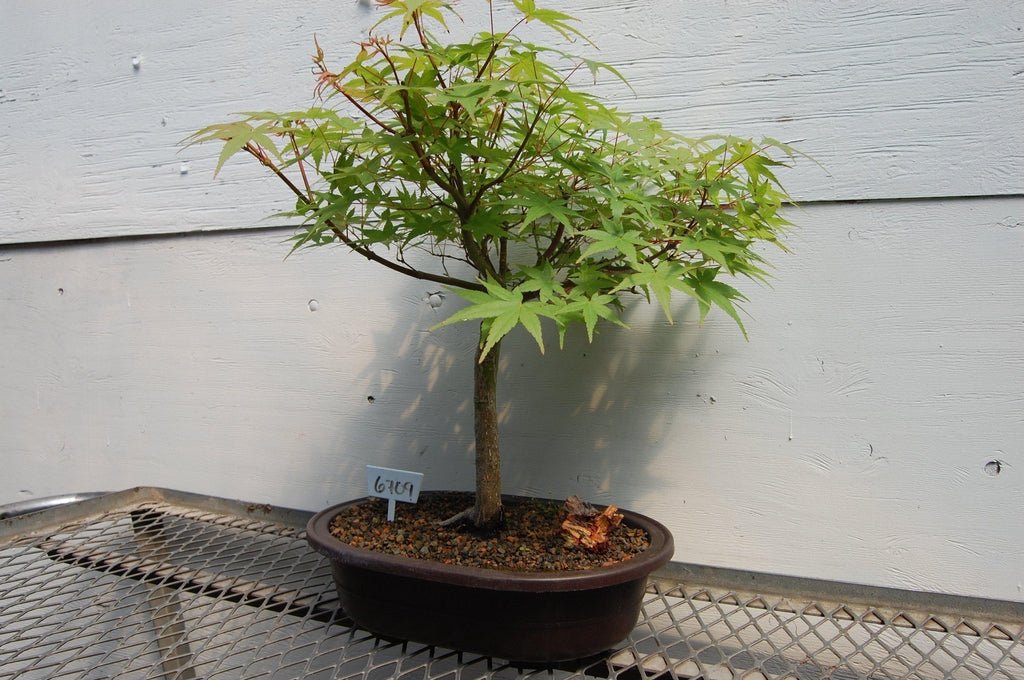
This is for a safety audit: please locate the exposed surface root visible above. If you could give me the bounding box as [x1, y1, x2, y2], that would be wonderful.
[438, 506, 476, 527]
[438, 504, 505, 535]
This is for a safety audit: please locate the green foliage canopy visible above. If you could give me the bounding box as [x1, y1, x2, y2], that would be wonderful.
[191, 0, 796, 357]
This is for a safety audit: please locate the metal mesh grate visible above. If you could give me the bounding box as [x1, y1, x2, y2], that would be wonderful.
[626, 582, 1024, 680]
[1, 490, 1022, 679]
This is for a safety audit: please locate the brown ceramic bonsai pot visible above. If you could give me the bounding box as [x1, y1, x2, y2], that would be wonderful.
[305, 492, 674, 663]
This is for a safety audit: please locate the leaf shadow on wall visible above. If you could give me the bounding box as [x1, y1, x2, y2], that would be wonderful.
[316, 276, 713, 511]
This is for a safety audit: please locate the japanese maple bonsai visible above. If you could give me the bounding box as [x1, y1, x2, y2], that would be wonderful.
[191, 0, 793, 532]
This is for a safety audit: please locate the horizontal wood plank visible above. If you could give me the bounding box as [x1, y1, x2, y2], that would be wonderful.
[1, 0, 1022, 243]
[2, 197, 1022, 600]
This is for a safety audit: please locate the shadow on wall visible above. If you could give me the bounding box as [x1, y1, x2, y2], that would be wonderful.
[313, 268, 711, 509]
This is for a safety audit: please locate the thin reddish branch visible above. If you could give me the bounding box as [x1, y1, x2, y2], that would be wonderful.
[243, 144, 483, 292]
[468, 64, 583, 214]
[313, 54, 399, 135]
[538, 223, 565, 265]
[412, 12, 447, 89]
[287, 133, 313, 202]
[474, 16, 527, 81]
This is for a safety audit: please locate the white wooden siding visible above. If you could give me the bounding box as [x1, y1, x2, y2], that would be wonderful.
[2, 198, 1022, 600]
[1, 0, 1022, 243]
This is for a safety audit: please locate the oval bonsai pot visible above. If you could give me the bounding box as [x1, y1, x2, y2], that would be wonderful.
[306, 492, 674, 663]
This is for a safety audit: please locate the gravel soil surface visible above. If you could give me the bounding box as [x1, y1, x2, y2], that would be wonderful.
[327, 492, 651, 571]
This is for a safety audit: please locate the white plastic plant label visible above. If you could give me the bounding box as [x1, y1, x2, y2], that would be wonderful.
[366, 465, 424, 521]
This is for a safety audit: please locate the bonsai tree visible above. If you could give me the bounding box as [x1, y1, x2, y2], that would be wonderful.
[191, 0, 794, 530]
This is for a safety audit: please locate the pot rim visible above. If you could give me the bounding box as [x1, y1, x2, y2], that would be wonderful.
[305, 491, 674, 592]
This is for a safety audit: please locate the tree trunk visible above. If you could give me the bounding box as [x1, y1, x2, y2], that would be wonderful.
[472, 330, 503, 530]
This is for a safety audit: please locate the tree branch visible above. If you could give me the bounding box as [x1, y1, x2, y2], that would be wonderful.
[314, 57, 400, 135]
[287, 132, 313, 202]
[474, 16, 526, 81]
[245, 145, 484, 292]
[538, 222, 564, 265]
[413, 12, 447, 89]
[468, 64, 582, 214]
[460, 227, 500, 281]
[396, 90, 469, 211]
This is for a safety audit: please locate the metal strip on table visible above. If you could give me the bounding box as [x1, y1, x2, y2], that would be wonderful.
[1, 487, 1022, 679]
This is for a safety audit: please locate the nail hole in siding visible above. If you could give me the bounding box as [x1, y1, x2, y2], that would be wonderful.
[132, 56, 141, 71]
[179, 162, 190, 175]
[58, 288, 64, 295]
[984, 460, 1003, 476]
[367, 396, 376, 404]
[425, 291, 445, 309]
[308, 299, 319, 312]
